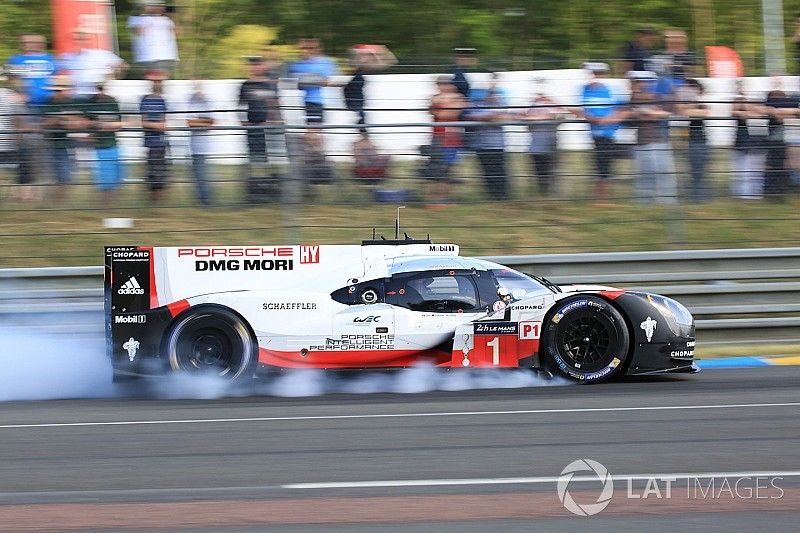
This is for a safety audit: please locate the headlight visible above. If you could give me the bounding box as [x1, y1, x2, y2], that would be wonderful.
[647, 294, 694, 337]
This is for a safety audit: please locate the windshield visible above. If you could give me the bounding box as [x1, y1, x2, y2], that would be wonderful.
[492, 268, 555, 299]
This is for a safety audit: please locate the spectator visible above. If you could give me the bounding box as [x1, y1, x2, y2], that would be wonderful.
[352, 128, 390, 185]
[61, 29, 126, 99]
[42, 75, 81, 202]
[762, 78, 800, 202]
[663, 29, 698, 80]
[790, 14, 800, 75]
[262, 44, 286, 83]
[452, 48, 477, 99]
[0, 68, 16, 186]
[730, 79, 767, 199]
[676, 79, 711, 202]
[127, 0, 179, 77]
[466, 74, 510, 200]
[289, 39, 338, 124]
[579, 62, 624, 205]
[139, 70, 169, 203]
[298, 128, 335, 199]
[427, 75, 467, 207]
[186, 81, 214, 206]
[620, 26, 658, 74]
[524, 81, 568, 197]
[5, 34, 57, 106]
[261, 45, 288, 161]
[4, 70, 41, 201]
[625, 71, 677, 204]
[344, 44, 397, 125]
[238, 56, 278, 166]
[86, 83, 124, 205]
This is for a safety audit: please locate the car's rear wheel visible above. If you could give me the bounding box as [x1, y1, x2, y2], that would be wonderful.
[542, 296, 630, 383]
[165, 306, 257, 380]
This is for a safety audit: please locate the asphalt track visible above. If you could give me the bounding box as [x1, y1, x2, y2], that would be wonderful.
[0, 365, 798, 531]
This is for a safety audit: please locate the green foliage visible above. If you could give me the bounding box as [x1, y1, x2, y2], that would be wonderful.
[206, 25, 279, 78]
[0, 0, 797, 75]
[0, 0, 51, 61]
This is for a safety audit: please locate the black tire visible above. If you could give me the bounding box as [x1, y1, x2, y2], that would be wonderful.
[165, 305, 257, 380]
[541, 296, 630, 383]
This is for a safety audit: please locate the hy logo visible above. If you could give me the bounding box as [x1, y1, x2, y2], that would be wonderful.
[640, 316, 657, 342]
[557, 459, 614, 516]
[300, 245, 320, 264]
[118, 276, 144, 295]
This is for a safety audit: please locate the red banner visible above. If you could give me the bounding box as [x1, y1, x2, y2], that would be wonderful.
[705, 46, 744, 78]
[51, 0, 115, 54]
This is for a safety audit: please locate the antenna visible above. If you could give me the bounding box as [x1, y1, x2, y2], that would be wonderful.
[395, 206, 405, 240]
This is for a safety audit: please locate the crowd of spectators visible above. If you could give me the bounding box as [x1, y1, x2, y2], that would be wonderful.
[2, 19, 800, 209]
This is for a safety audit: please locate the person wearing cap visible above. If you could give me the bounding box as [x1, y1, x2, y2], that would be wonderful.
[5, 34, 57, 106]
[41, 75, 83, 201]
[288, 38, 338, 125]
[625, 71, 677, 204]
[452, 48, 476, 99]
[139, 70, 169, 203]
[465, 72, 511, 200]
[579, 62, 624, 204]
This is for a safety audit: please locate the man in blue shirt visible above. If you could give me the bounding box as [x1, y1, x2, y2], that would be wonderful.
[139, 70, 169, 203]
[6, 34, 57, 106]
[289, 39, 338, 124]
[580, 62, 624, 205]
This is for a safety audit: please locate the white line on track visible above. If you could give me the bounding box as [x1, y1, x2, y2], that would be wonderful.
[1, 471, 798, 500]
[2, 471, 798, 499]
[284, 470, 800, 489]
[0, 401, 798, 429]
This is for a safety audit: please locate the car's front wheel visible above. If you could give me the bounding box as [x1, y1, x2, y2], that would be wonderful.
[165, 305, 257, 380]
[541, 296, 630, 383]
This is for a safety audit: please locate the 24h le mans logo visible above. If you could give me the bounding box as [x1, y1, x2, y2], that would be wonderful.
[557, 459, 614, 516]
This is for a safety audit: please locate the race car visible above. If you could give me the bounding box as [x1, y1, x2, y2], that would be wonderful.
[104, 239, 697, 383]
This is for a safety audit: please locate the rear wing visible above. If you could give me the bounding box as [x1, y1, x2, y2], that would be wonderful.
[104, 246, 155, 364]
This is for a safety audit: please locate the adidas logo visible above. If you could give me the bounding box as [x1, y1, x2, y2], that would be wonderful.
[118, 277, 145, 295]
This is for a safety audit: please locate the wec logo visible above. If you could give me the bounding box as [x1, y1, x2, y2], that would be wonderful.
[118, 277, 144, 295]
[353, 315, 380, 323]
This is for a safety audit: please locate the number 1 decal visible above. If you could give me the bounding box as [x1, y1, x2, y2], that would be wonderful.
[487, 337, 500, 365]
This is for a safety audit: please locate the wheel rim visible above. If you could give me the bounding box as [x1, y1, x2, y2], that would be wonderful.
[188, 330, 232, 370]
[554, 311, 618, 373]
[170, 313, 252, 379]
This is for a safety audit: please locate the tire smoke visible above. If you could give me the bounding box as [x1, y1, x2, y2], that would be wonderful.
[0, 330, 567, 402]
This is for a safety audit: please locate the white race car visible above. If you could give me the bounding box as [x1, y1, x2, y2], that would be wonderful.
[105, 239, 696, 383]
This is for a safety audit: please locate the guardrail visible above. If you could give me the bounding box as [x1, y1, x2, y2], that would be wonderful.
[1, 247, 799, 346]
